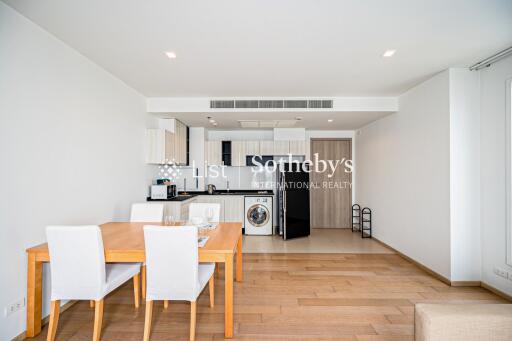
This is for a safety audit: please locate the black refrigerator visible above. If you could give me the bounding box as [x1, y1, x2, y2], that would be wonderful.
[277, 163, 311, 240]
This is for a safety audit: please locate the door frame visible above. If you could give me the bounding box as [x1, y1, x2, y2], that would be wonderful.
[309, 138, 353, 228]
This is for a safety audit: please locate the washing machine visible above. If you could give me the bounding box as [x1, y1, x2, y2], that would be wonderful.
[244, 196, 273, 235]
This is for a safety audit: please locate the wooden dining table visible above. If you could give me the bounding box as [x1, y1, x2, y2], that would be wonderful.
[25, 221, 243, 338]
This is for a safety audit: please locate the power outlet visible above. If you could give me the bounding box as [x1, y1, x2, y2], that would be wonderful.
[4, 298, 25, 317]
[493, 267, 509, 279]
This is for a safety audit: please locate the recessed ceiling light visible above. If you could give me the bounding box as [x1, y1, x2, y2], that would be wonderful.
[328, 119, 333, 123]
[165, 51, 177, 59]
[382, 49, 396, 57]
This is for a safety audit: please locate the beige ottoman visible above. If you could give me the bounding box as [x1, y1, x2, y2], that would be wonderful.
[415, 303, 512, 341]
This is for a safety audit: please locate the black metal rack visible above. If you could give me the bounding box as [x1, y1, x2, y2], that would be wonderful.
[352, 204, 361, 232]
[361, 207, 372, 238]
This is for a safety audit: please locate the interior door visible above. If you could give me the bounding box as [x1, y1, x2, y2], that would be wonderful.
[310, 139, 352, 228]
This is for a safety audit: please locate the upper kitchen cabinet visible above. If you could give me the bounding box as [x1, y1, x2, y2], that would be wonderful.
[173, 120, 188, 165]
[205, 140, 222, 166]
[245, 141, 260, 156]
[231, 141, 245, 166]
[273, 141, 290, 155]
[259, 141, 274, 155]
[145, 119, 188, 165]
[289, 140, 306, 155]
[146, 129, 172, 164]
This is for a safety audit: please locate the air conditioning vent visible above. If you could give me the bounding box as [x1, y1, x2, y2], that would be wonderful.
[210, 100, 235, 109]
[235, 100, 259, 109]
[210, 99, 333, 109]
[259, 100, 284, 108]
[308, 100, 333, 108]
[284, 100, 308, 108]
[321, 100, 333, 108]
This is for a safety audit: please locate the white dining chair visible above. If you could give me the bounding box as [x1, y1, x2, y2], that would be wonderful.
[143, 225, 215, 341]
[130, 203, 164, 222]
[188, 203, 221, 223]
[45, 226, 141, 341]
[130, 203, 164, 300]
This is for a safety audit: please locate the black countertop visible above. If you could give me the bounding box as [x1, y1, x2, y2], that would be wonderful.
[147, 190, 273, 202]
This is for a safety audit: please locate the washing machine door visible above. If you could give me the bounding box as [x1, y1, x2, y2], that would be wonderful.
[247, 204, 270, 227]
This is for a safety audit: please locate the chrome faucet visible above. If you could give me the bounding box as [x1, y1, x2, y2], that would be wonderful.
[226, 179, 230, 192]
[183, 178, 187, 194]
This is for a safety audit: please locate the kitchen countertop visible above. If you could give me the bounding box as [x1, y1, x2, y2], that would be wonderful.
[147, 190, 273, 202]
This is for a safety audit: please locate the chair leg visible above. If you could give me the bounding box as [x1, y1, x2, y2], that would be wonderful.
[209, 274, 215, 308]
[46, 300, 60, 341]
[164, 300, 169, 309]
[143, 300, 153, 341]
[190, 301, 196, 341]
[90, 300, 95, 308]
[133, 274, 140, 308]
[92, 299, 104, 341]
[141, 265, 147, 299]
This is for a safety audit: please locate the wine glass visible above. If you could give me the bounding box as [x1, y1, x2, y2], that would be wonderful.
[164, 215, 175, 226]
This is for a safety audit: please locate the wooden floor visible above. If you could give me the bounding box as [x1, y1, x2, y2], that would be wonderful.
[34, 254, 507, 341]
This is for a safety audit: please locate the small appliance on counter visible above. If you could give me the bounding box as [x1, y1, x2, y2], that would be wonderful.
[150, 184, 177, 200]
[207, 184, 216, 194]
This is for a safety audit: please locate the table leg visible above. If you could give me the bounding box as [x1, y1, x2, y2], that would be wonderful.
[26, 253, 43, 337]
[224, 254, 234, 338]
[236, 234, 243, 282]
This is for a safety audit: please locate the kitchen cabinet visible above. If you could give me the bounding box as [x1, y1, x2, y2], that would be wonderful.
[273, 141, 290, 155]
[245, 141, 260, 156]
[289, 140, 306, 155]
[223, 196, 244, 222]
[259, 141, 274, 155]
[205, 140, 222, 166]
[146, 129, 175, 164]
[146, 119, 188, 165]
[173, 120, 187, 165]
[231, 141, 245, 166]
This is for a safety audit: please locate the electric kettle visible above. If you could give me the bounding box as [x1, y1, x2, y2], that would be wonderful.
[207, 184, 216, 194]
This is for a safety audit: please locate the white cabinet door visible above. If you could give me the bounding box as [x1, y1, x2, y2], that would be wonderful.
[231, 141, 246, 166]
[289, 140, 306, 155]
[147, 122, 188, 165]
[206, 141, 222, 166]
[273, 141, 290, 155]
[173, 120, 187, 165]
[146, 129, 166, 164]
[245, 141, 260, 156]
[223, 196, 244, 222]
[259, 141, 274, 155]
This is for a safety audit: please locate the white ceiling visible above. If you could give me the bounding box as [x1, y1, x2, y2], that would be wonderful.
[3, 0, 512, 98]
[154, 111, 392, 130]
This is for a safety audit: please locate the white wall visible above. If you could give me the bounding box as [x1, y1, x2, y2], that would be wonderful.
[356, 71, 452, 278]
[0, 4, 147, 340]
[449, 69, 481, 281]
[480, 54, 512, 295]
